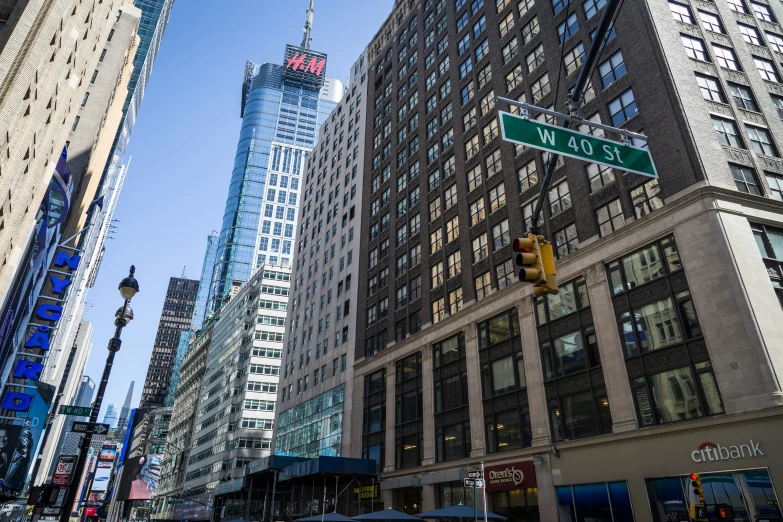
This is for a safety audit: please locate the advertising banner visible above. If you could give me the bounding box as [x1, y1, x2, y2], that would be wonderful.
[98, 444, 116, 462]
[116, 454, 161, 500]
[90, 467, 111, 492]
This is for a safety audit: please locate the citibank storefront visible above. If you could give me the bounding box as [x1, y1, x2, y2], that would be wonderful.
[548, 409, 783, 521]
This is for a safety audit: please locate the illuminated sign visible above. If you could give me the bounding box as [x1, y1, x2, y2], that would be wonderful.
[1, 250, 81, 412]
[484, 461, 536, 492]
[282, 45, 327, 88]
[690, 440, 764, 462]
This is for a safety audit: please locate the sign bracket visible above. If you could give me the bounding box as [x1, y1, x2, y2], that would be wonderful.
[497, 98, 648, 142]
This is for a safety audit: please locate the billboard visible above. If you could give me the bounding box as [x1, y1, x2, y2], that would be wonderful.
[90, 467, 111, 492]
[115, 454, 161, 501]
[98, 444, 116, 462]
[0, 425, 22, 485]
[282, 44, 327, 88]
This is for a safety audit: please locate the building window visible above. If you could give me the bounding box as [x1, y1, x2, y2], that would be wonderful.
[518, 160, 538, 193]
[752, 223, 783, 308]
[522, 16, 540, 44]
[496, 259, 514, 290]
[583, 0, 607, 19]
[729, 83, 759, 112]
[475, 271, 493, 300]
[754, 57, 781, 82]
[526, 44, 545, 73]
[727, 0, 747, 12]
[548, 180, 571, 215]
[711, 116, 743, 148]
[738, 23, 762, 45]
[768, 32, 783, 53]
[746, 125, 777, 156]
[630, 178, 664, 218]
[492, 219, 510, 249]
[531, 73, 551, 103]
[489, 182, 506, 212]
[556, 482, 635, 521]
[696, 74, 725, 102]
[557, 13, 579, 43]
[608, 89, 638, 126]
[681, 35, 708, 61]
[669, 1, 693, 23]
[713, 45, 740, 70]
[564, 43, 585, 75]
[362, 369, 386, 471]
[554, 223, 579, 259]
[586, 163, 614, 192]
[395, 353, 423, 469]
[433, 334, 471, 461]
[449, 287, 463, 314]
[751, 1, 775, 21]
[730, 164, 761, 195]
[598, 50, 626, 88]
[766, 173, 783, 201]
[698, 10, 724, 33]
[596, 199, 625, 237]
[470, 198, 486, 226]
[473, 233, 489, 263]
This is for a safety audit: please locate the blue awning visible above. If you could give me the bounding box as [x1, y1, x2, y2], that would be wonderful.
[278, 456, 377, 482]
[293, 513, 354, 522]
[416, 505, 506, 521]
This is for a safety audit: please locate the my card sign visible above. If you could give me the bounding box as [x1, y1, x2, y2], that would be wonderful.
[499, 111, 657, 178]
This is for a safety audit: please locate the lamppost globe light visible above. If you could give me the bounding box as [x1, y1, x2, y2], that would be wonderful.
[119, 265, 140, 301]
[115, 305, 134, 324]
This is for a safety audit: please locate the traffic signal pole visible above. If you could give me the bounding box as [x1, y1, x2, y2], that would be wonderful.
[526, 0, 623, 232]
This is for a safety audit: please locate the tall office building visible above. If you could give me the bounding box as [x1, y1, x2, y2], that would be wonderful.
[206, 0, 343, 312]
[274, 50, 369, 459]
[103, 404, 119, 429]
[140, 277, 199, 409]
[343, 0, 783, 518]
[182, 266, 289, 498]
[115, 381, 135, 442]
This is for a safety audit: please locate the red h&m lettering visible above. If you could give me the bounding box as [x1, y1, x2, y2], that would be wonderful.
[286, 53, 307, 71]
[304, 57, 326, 77]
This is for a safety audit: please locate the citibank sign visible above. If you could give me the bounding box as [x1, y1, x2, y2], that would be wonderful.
[1, 250, 80, 412]
[690, 440, 764, 463]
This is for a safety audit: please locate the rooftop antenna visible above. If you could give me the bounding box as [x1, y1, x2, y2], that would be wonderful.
[182, 265, 186, 278]
[301, 0, 314, 49]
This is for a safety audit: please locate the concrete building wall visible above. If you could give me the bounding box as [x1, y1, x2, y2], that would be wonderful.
[0, 0, 123, 309]
[274, 49, 370, 460]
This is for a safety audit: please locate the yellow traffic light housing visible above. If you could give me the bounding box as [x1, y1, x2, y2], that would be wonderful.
[689, 473, 707, 522]
[513, 234, 544, 285]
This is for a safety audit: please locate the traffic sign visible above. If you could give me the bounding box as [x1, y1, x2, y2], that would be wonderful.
[468, 471, 482, 479]
[464, 478, 484, 488]
[59, 405, 92, 416]
[499, 111, 658, 178]
[71, 422, 110, 434]
[53, 455, 77, 485]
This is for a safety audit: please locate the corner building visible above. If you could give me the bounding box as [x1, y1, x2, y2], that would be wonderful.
[351, 0, 783, 520]
[274, 50, 369, 459]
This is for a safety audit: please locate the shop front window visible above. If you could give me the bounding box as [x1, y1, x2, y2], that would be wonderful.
[557, 481, 635, 521]
[438, 482, 475, 508]
[490, 489, 540, 522]
[646, 470, 781, 522]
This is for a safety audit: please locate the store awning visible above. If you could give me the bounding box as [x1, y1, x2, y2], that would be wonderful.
[278, 456, 377, 482]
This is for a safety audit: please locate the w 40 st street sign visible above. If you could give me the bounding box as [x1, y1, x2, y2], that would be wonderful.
[499, 111, 658, 178]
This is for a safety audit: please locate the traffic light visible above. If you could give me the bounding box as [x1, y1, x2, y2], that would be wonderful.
[689, 473, 707, 522]
[513, 234, 544, 285]
[513, 234, 558, 295]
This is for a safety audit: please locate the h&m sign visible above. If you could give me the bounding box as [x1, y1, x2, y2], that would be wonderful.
[282, 45, 327, 87]
[1, 250, 81, 412]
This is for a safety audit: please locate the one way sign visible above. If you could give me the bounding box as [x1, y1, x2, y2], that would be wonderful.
[71, 422, 110, 435]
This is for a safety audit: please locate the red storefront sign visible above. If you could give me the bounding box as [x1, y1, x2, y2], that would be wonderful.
[484, 461, 536, 492]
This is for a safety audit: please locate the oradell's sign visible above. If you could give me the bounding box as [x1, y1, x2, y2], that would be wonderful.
[499, 111, 658, 178]
[484, 461, 536, 492]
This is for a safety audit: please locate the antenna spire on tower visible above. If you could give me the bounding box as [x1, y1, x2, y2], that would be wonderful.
[302, 0, 315, 49]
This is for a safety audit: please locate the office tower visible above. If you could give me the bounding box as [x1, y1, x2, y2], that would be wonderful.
[342, 0, 783, 517]
[0, 0, 123, 307]
[274, 50, 369, 459]
[103, 405, 118, 429]
[191, 233, 220, 330]
[156, 316, 215, 516]
[165, 329, 194, 408]
[182, 266, 289, 497]
[207, 1, 343, 312]
[139, 277, 199, 409]
[115, 381, 135, 443]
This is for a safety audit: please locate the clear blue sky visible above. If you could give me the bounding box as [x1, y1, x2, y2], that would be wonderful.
[83, 0, 393, 418]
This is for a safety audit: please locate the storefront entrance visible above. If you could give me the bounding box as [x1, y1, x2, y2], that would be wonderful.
[646, 469, 781, 522]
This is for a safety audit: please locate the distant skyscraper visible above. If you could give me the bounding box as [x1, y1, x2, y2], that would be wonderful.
[207, 4, 342, 311]
[103, 404, 118, 429]
[140, 278, 199, 409]
[50, 376, 95, 477]
[192, 233, 219, 330]
[115, 381, 135, 442]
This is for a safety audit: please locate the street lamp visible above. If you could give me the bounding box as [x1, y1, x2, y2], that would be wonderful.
[59, 266, 139, 522]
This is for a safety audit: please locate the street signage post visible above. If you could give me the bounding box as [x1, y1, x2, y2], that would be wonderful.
[468, 471, 482, 479]
[58, 405, 92, 416]
[499, 111, 658, 178]
[53, 456, 77, 486]
[463, 478, 484, 488]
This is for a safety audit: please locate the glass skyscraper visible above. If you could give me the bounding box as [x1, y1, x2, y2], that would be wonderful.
[207, 57, 342, 311]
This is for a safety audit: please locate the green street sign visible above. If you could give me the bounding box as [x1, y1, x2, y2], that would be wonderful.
[499, 111, 658, 178]
[59, 405, 92, 416]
